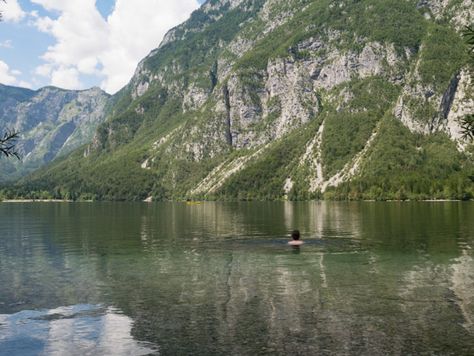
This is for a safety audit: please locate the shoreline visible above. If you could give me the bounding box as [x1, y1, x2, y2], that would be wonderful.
[1, 199, 74, 203]
[1, 199, 470, 203]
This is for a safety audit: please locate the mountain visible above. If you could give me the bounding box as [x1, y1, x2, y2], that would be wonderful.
[12, 0, 474, 201]
[0, 85, 110, 181]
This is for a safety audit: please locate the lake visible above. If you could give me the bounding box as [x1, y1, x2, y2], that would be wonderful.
[0, 202, 473, 355]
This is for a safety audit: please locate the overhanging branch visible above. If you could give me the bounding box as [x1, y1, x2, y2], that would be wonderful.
[0, 129, 20, 159]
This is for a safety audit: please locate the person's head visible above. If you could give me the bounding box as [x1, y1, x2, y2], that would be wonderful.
[291, 230, 300, 241]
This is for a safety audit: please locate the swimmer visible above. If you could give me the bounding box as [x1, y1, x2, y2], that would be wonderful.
[288, 230, 304, 246]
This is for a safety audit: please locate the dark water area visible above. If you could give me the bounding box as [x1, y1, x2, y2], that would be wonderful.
[0, 201, 473, 355]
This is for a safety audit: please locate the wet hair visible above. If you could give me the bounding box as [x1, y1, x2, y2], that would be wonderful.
[291, 230, 300, 241]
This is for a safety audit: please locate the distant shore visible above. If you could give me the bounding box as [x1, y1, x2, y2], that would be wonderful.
[0, 199, 470, 203]
[1, 199, 74, 203]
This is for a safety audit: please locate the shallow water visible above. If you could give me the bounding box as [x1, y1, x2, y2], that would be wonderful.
[0, 201, 473, 355]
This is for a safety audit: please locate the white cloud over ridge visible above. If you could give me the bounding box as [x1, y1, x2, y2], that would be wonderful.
[31, 0, 200, 93]
[0, 60, 31, 88]
[0, 60, 17, 84]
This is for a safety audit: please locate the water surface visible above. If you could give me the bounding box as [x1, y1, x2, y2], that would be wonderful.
[0, 202, 473, 355]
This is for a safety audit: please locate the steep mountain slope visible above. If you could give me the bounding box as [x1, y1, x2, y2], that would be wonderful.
[0, 85, 110, 181]
[17, 0, 474, 201]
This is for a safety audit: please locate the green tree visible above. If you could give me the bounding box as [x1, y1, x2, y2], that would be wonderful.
[0, 130, 19, 158]
[465, 26, 474, 56]
[460, 114, 474, 140]
[0, 0, 5, 21]
[461, 26, 474, 140]
[0, 1, 20, 159]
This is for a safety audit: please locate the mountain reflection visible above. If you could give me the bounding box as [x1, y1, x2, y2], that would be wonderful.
[0, 202, 473, 354]
[450, 250, 474, 333]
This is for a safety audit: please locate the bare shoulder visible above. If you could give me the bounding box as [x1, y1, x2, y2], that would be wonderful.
[288, 241, 304, 246]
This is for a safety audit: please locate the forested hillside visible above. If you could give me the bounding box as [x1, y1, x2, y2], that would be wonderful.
[5, 0, 474, 201]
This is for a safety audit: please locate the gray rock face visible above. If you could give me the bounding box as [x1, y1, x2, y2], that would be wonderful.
[445, 69, 474, 149]
[393, 59, 473, 148]
[0, 84, 109, 181]
[183, 39, 402, 158]
[418, 0, 474, 30]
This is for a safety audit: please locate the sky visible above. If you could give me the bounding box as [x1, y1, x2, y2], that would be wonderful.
[0, 0, 206, 94]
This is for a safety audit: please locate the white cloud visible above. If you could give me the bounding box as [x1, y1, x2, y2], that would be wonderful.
[0, 0, 26, 23]
[17, 80, 33, 88]
[32, 0, 200, 93]
[0, 60, 17, 84]
[50, 66, 81, 89]
[0, 60, 31, 88]
[35, 63, 52, 77]
[0, 40, 13, 49]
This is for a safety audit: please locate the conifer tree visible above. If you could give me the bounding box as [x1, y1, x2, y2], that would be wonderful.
[461, 26, 474, 140]
[0, 0, 5, 21]
[0, 0, 20, 159]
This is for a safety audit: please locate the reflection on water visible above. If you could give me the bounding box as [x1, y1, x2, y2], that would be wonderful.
[0, 202, 473, 355]
[0, 305, 156, 355]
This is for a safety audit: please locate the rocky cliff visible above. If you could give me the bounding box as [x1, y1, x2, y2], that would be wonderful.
[0, 85, 109, 181]
[16, 0, 474, 200]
